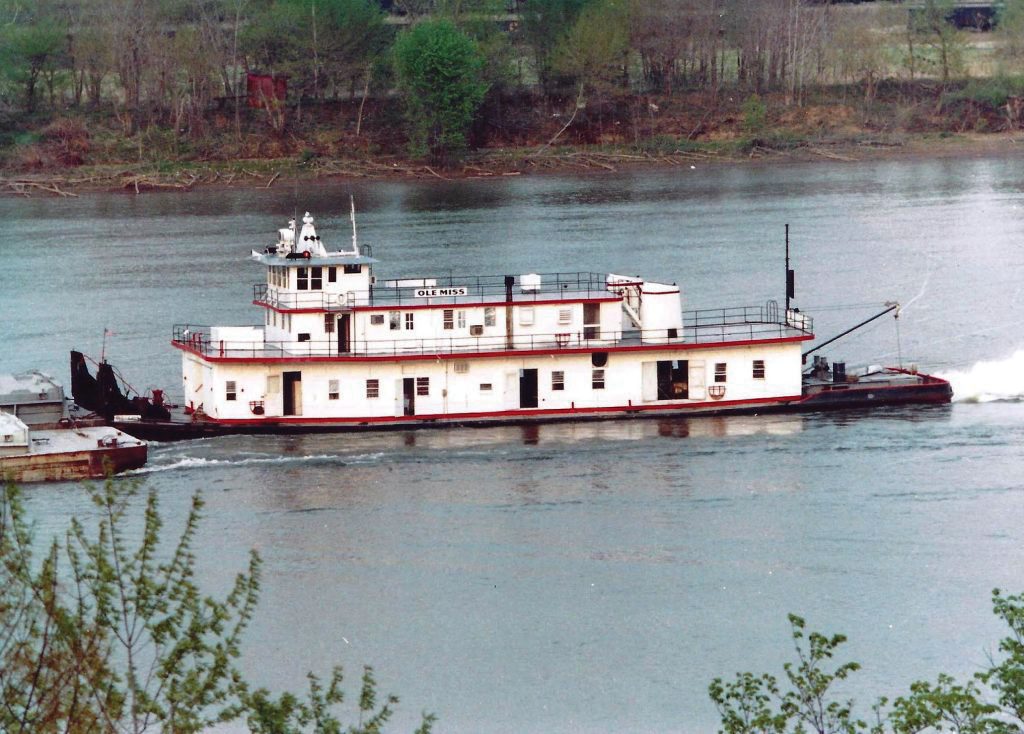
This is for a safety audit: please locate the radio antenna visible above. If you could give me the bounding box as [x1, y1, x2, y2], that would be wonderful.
[350, 194, 360, 255]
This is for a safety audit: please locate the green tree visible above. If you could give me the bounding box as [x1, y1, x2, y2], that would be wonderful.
[907, 0, 965, 87]
[0, 18, 67, 113]
[709, 614, 864, 734]
[0, 479, 431, 733]
[518, 0, 595, 95]
[392, 18, 488, 163]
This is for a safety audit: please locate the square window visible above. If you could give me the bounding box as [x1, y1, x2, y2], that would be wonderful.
[484, 307, 496, 327]
[311, 267, 323, 290]
[297, 267, 308, 291]
[298, 333, 311, 342]
[480, 383, 492, 391]
[328, 379, 339, 400]
[552, 371, 565, 391]
[324, 314, 335, 333]
[344, 264, 361, 274]
[366, 379, 380, 399]
[457, 310, 466, 328]
[389, 312, 401, 330]
[592, 369, 605, 390]
[443, 309, 454, 330]
[453, 362, 469, 374]
[715, 362, 727, 383]
[404, 312, 414, 330]
[371, 314, 385, 325]
[753, 360, 765, 379]
[416, 377, 429, 395]
[226, 380, 237, 401]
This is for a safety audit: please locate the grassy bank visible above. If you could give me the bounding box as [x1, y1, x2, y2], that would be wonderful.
[4, 82, 1024, 196]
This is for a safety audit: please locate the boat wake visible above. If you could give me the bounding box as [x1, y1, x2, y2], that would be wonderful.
[129, 452, 384, 475]
[938, 350, 1024, 403]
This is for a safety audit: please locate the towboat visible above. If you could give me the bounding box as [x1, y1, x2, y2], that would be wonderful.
[0, 371, 147, 482]
[72, 212, 951, 441]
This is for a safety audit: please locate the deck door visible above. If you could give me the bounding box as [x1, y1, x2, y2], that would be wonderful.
[641, 362, 658, 402]
[403, 377, 416, 416]
[338, 314, 352, 353]
[519, 369, 538, 409]
[283, 371, 302, 416]
[689, 360, 706, 400]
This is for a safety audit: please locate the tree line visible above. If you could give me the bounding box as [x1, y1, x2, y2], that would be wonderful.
[4, 0, 1024, 163]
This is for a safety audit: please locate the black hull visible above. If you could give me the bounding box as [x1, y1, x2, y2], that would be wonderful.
[111, 376, 953, 442]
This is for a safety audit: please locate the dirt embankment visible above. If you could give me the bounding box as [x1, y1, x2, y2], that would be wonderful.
[4, 89, 1024, 197]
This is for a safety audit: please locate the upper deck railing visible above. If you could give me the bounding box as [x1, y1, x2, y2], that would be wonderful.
[172, 306, 811, 360]
[253, 271, 616, 310]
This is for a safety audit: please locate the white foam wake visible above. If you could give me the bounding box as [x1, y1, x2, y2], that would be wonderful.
[938, 350, 1024, 403]
[128, 452, 384, 475]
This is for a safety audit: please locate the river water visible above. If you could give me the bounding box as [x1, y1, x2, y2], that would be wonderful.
[2, 158, 1024, 732]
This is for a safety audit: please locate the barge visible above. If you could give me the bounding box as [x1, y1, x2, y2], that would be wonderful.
[73, 212, 951, 441]
[1, 372, 147, 482]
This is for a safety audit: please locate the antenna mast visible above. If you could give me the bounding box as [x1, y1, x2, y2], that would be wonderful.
[785, 224, 794, 313]
[350, 195, 360, 256]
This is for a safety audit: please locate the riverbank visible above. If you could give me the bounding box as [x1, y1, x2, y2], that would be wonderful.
[3, 131, 1023, 197]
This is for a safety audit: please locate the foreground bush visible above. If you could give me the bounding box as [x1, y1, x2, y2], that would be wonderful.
[710, 592, 1024, 734]
[0, 478, 433, 733]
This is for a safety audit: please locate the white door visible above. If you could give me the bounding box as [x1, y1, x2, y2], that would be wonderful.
[689, 360, 706, 400]
[394, 379, 405, 417]
[502, 371, 518, 410]
[641, 362, 658, 402]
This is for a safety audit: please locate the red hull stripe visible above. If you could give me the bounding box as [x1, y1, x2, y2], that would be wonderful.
[172, 333, 813, 363]
[190, 394, 804, 426]
[253, 295, 621, 314]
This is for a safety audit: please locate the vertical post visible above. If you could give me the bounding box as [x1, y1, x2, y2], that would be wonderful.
[785, 224, 795, 313]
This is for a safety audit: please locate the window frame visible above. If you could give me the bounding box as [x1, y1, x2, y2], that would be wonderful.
[366, 379, 380, 399]
[592, 369, 605, 390]
[752, 359, 765, 379]
[715, 362, 727, 383]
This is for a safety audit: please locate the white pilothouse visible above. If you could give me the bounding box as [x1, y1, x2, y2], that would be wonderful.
[171, 211, 817, 428]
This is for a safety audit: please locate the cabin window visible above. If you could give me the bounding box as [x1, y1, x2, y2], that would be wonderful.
[266, 376, 280, 394]
[559, 308, 572, 324]
[311, 267, 323, 290]
[715, 362, 727, 383]
[324, 314, 335, 333]
[519, 307, 534, 326]
[298, 333, 311, 342]
[484, 307, 496, 327]
[470, 325, 484, 336]
[753, 360, 765, 379]
[416, 377, 429, 395]
[457, 310, 466, 328]
[389, 312, 401, 330]
[366, 379, 379, 399]
[226, 381, 237, 401]
[328, 267, 337, 283]
[443, 309, 454, 330]
[592, 369, 605, 390]
[552, 371, 565, 391]
[480, 383, 492, 391]
[328, 380, 339, 400]
[453, 362, 469, 374]
[404, 312, 414, 330]
[344, 264, 361, 274]
[370, 314, 385, 325]
[297, 267, 309, 290]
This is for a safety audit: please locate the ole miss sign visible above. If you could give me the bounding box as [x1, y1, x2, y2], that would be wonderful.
[414, 287, 468, 298]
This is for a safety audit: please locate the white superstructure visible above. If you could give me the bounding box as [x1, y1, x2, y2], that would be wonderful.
[173, 212, 814, 428]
